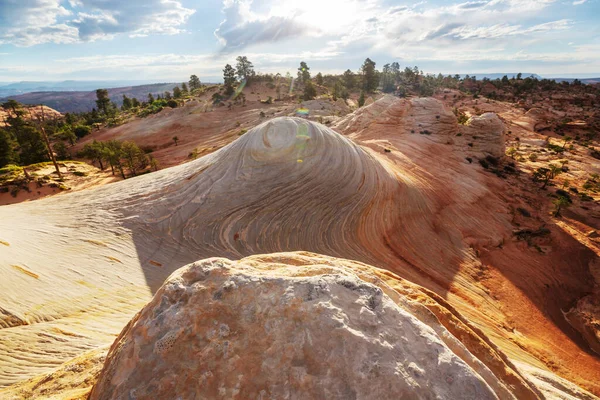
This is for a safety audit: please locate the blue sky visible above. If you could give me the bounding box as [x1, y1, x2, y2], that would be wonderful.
[0, 0, 599, 82]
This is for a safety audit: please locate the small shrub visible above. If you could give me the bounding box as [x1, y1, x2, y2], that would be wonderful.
[72, 171, 87, 177]
[528, 153, 538, 162]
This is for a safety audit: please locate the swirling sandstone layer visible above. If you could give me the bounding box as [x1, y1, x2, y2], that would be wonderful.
[0, 117, 401, 387]
[1, 100, 599, 398]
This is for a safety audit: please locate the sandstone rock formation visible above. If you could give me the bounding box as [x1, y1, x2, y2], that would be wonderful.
[565, 258, 600, 356]
[300, 99, 350, 117]
[460, 113, 506, 158]
[335, 95, 458, 138]
[90, 253, 537, 400]
[2, 102, 599, 398]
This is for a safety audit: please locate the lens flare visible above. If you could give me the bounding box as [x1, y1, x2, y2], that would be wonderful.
[295, 108, 309, 117]
[234, 79, 247, 99]
[295, 124, 311, 163]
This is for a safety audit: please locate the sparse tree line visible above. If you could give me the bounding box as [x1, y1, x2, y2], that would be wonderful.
[3, 54, 599, 179]
[79, 139, 158, 179]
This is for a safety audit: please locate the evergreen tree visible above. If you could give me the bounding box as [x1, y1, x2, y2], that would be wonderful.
[315, 72, 323, 86]
[343, 69, 355, 90]
[391, 62, 401, 84]
[53, 141, 70, 160]
[131, 98, 140, 108]
[95, 89, 111, 114]
[3, 109, 48, 165]
[122, 95, 133, 110]
[303, 81, 317, 101]
[235, 56, 255, 83]
[189, 75, 201, 91]
[120, 141, 148, 177]
[81, 140, 106, 170]
[0, 129, 17, 167]
[148, 93, 155, 103]
[358, 91, 366, 107]
[173, 86, 182, 98]
[381, 63, 395, 93]
[361, 58, 377, 92]
[223, 63, 237, 95]
[297, 61, 311, 83]
[181, 82, 188, 93]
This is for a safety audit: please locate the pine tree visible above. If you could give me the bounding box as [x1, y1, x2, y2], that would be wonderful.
[297, 61, 311, 83]
[121, 95, 132, 110]
[315, 72, 323, 86]
[0, 129, 17, 167]
[343, 69, 355, 90]
[95, 89, 111, 114]
[303, 81, 317, 101]
[173, 86, 182, 98]
[361, 58, 377, 93]
[189, 75, 201, 91]
[235, 56, 255, 83]
[223, 64, 237, 96]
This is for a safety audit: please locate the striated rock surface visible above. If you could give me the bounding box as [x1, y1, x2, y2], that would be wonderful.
[460, 113, 506, 157]
[565, 258, 600, 356]
[2, 103, 600, 398]
[90, 253, 539, 400]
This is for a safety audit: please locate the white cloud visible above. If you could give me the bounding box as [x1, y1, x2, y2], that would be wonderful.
[0, 0, 78, 46]
[572, 0, 587, 4]
[0, 0, 195, 46]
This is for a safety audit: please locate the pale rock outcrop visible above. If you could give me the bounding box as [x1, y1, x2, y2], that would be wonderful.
[300, 99, 350, 117]
[565, 294, 600, 356]
[460, 113, 506, 158]
[513, 108, 553, 132]
[334, 95, 458, 138]
[565, 258, 600, 356]
[403, 97, 458, 137]
[90, 253, 535, 400]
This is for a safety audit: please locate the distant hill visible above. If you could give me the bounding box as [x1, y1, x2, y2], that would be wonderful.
[549, 77, 600, 84]
[456, 73, 541, 80]
[457, 73, 600, 84]
[1, 83, 179, 113]
[0, 80, 176, 98]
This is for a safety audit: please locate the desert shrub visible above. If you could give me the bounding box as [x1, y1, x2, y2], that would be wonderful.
[453, 108, 469, 125]
[167, 100, 178, 108]
[528, 153, 538, 162]
[547, 143, 565, 153]
[74, 125, 91, 138]
[72, 171, 87, 177]
[485, 155, 500, 166]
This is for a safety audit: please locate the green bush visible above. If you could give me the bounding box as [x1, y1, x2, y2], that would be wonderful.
[74, 125, 91, 138]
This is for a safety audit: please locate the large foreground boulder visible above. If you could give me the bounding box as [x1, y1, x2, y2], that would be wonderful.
[90, 252, 539, 400]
